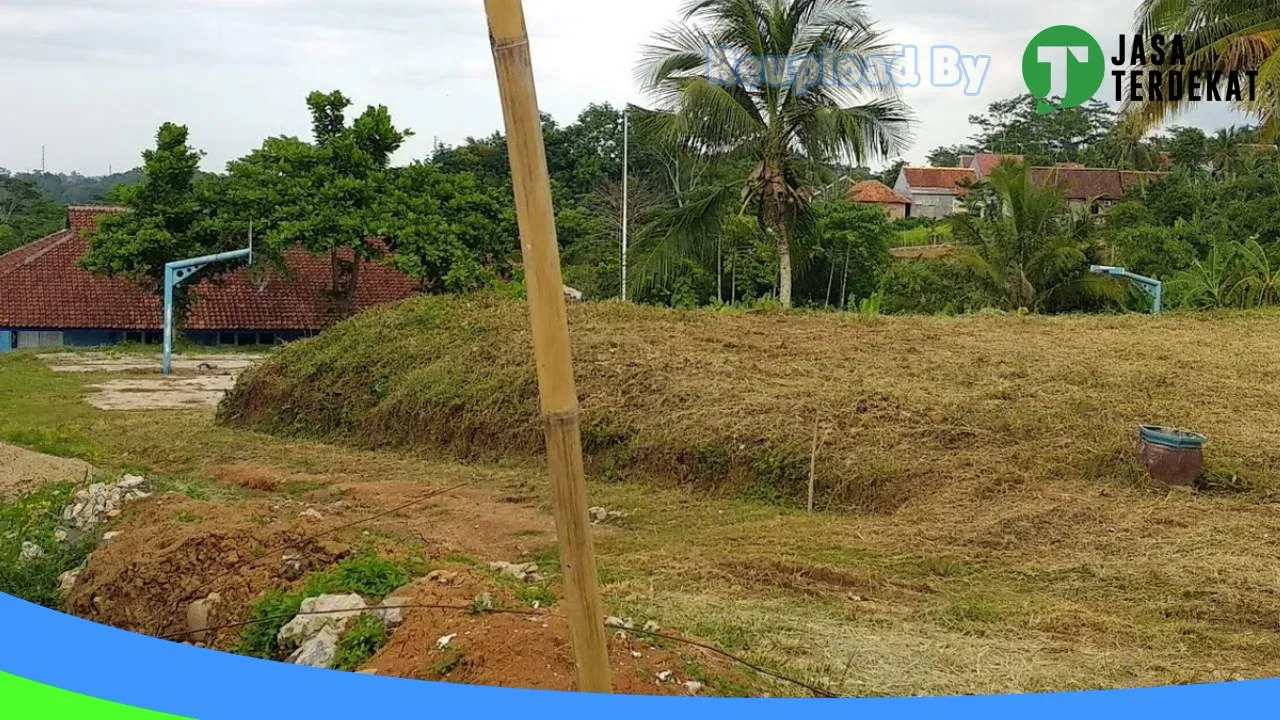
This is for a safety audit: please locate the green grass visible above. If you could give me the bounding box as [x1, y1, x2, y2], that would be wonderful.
[0, 485, 96, 609]
[333, 615, 388, 671]
[234, 590, 303, 660]
[302, 553, 410, 602]
[235, 554, 410, 660]
[892, 223, 952, 248]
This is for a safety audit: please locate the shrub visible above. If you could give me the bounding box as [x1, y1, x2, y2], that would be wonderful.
[332, 615, 388, 671]
[878, 261, 989, 315]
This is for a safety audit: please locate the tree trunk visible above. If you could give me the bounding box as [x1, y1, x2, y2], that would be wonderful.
[777, 224, 793, 308]
[840, 245, 851, 310]
[717, 235, 723, 304]
[825, 256, 836, 308]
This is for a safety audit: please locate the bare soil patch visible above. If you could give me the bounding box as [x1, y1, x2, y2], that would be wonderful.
[0, 441, 93, 500]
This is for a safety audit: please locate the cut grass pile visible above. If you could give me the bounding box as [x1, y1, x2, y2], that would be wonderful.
[220, 294, 1280, 511]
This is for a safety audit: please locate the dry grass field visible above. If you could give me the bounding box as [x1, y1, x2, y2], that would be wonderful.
[4, 297, 1280, 696]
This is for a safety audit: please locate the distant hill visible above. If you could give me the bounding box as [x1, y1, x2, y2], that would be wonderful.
[13, 169, 144, 205]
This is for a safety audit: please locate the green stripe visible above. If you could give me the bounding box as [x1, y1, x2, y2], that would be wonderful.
[0, 671, 191, 719]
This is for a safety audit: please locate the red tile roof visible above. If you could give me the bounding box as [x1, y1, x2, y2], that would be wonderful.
[67, 205, 129, 233]
[972, 153, 1024, 179]
[1030, 167, 1169, 201]
[848, 180, 909, 205]
[901, 167, 977, 193]
[0, 216, 419, 332]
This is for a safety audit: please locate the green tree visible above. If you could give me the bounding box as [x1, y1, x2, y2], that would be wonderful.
[808, 201, 893, 308]
[80, 123, 228, 315]
[968, 96, 1115, 164]
[1130, 0, 1280, 135]
[222, 91, 412, 317]
[637, 0, 912, 307]
[952, 161, 1122, 312]
[0, 175, 64, 253]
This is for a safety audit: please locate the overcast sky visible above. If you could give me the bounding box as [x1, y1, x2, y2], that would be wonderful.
[0, 0, 1249, 175]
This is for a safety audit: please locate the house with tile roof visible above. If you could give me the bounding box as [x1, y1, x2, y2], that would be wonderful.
[893, 167, 977, 219]
[0, 206, 420, 352]
[847, 180, 911, 220]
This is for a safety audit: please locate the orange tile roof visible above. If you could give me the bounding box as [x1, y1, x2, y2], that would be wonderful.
[848, 180, 909, 205]
[901, 167, 977, 193]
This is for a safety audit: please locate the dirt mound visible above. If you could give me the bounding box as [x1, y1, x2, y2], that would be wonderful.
[0, 442, 93, 501]
[368, 572, 725, 695]
[66, 495, 349, 640]
[219, 295, 1280, 511]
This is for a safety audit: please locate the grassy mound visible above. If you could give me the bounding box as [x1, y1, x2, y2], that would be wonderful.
[218, 295, 1280, 510]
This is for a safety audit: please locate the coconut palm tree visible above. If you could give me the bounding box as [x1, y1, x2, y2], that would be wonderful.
[636, 0, 912, 307]
[1129, 0, 1280, 135]
[952, 161, 1122, 313]
[1208, 125, 1249, 177]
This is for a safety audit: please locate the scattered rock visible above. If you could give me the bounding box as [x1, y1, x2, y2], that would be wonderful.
[186, 593, 222, 644]
[371, 597, 409, 629]
[288, 624, 343, 668]
[53, 530, 68, 543]
[299, 508, 325, 523]
[101, 531, 121, 543]
[656, 670, 673, 683]
[436, 633, 457, 650]
[277, 594, 368, 651]
[18, 542, 44, 563]
[489, 561, 542, 583]
[605, 616, 635, 630]
[642, 620, 661, 633]
[683, 680, 704, 695]
[281, 554, 305, 581]
[57, 565, 84, 595]
[61, 477, 152, 529]
[631, 651, 643, 659]
[426, 570, 459, 585]
[472, 593, 494, 612]
[589, 507, 629, 524]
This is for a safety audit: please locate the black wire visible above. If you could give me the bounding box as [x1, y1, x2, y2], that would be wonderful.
[163, 604, 840, 698]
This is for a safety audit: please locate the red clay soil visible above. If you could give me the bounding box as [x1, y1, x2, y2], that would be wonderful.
[61, 473, 744, 696]
[367, 572, 718, 695]
[65, 495, 351, 641]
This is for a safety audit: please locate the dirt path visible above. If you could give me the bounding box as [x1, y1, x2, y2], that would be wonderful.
[0, 442, 93, 500]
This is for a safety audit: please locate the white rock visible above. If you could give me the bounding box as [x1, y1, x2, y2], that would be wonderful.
[57, 566, 83, 595]
[589, 507, 629, 524]
[299, 509, 325, 522]
[186, 593, 222, 643]
[488, 561, 542, 583]
[60, 477, 153, 529]
[370, 597, 409, 629]
[683, 681, 704, 695]
[656, 670, 673, 683]
[102, 531, 122, 543]
[643, 620, 661, 633]
[436, 633, 457, 650]
[288, 624, 343, 668]
[276, 594, 367, 650]
[19, 542, 44, 563]
[426, 570, 459, 584]
[53, 530, 68, 543]
[605, 616, 635, 630]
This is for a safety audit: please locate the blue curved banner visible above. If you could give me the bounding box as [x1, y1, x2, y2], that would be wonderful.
[1, 592, 1276, 718]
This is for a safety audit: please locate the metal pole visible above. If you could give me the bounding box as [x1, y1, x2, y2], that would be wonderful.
[484, 0, 613, 693]
[622, 108, 629, 302]
[162, 266, 175, 376]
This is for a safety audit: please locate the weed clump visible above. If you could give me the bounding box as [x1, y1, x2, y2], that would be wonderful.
[333, 615, 388, 671]
[0, 485, 96, 609]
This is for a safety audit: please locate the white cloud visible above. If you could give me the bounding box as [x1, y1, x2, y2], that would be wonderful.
[0, 0, 1253, 175]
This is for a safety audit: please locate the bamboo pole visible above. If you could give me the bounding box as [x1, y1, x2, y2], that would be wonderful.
[483, 0, 613, 694]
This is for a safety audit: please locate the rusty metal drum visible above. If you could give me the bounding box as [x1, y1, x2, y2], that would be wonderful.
[1137, 426, 1207, 488]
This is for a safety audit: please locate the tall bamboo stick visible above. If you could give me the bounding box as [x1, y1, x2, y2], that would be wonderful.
[483, 0, 613, 694]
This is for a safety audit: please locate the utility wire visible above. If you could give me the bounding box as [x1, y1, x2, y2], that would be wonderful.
[160, 604, 840, 699]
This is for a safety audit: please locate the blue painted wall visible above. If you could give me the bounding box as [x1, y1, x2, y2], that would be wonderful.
[0, 330, 12, 353]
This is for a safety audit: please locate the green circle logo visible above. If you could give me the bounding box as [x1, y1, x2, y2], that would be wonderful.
[1022, 25, 1105, 114]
